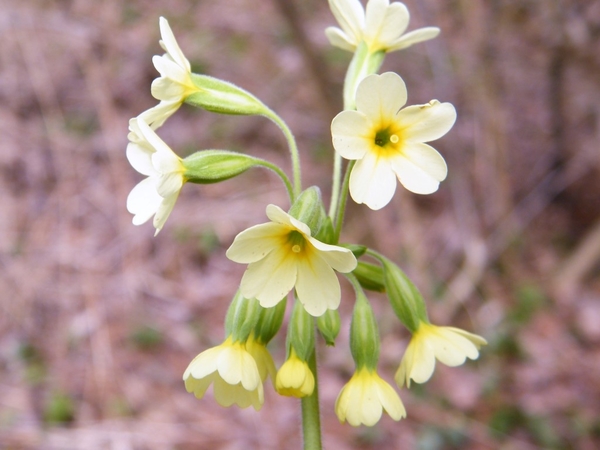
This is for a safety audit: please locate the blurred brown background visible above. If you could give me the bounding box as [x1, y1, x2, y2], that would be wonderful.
[1, 0, 600, 448]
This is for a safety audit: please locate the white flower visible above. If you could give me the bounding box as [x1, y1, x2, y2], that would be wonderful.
[143, 17, 199, 128]
[226, 204, 357, 317]
[183, 337, 265, 410]
[126, 118, 186, 235]
[326, 0, 439, 53]
[395, 322, 487, 387]
[331, 72, 456, 210]
[335, 368, 406, 426]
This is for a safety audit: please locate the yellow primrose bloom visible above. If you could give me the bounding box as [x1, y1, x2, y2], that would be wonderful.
[144, 17, 199, 129]
[326, 0, 439, 53]
[126, 118, 186, 235]
[331, 72, 456, 210]
[335, 367, 406, 427]
[183, 336, 265, 410]
[396, 322, 487, 388]
[275, 349, 315, 398]
[226, 204, 357, 317]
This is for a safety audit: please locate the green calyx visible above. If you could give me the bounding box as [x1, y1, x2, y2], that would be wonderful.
[288, 186, 325, 236]
[353, 261, 386, 293]
[224, 290, 262, 342]
[253, 298, 287, 345]
[287, 298, 315, 361]
[349, 291, 380, 370]
[182, 150, 258, 184]
[186, 74, 268, 116]
[317, 309, 341, 346]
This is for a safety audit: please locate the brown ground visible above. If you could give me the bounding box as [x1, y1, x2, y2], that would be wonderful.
[1, 0, 600, 449]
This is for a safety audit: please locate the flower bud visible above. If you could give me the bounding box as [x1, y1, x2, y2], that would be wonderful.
[186, 74, 270, 116]
[224, 290, 262, 342]
[314, 212, 335, 245]
[341, 244, 367, 258]
[380, 257, 428, 333]
[353, 261, 385, 293]
[317, 309, 341, 346]
[253, 297, 287, 345]
[288, 186, 323, 236]
[287, 298, 315, 361]
[349, 291, 380, 370]
[182, 150, 259, 184]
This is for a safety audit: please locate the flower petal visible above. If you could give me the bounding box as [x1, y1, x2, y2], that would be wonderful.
[126, 142, 156, 177]
[295, 253, 341, 316]
[356, 72, 407, 120]
[328, 0, 364, 44]
[226, 222, 287, 264]
[265, 204, 311, 236]
[240, 247, 297, 307]
[373, 2, 409, 46]
[324, 27, 356, 52]
[349, 151, 397, 210]
[127, 177, 162, 226]
[158, 17, 191, 72]
[375, 376, 406, 420]
[331, 110, 372, 160]
[307, 237, 357, 273]
[153, 190, 179, 235]
[387, 26, 440, 52]
[390, 144, 446, 195]
[396, 101, 457, 143]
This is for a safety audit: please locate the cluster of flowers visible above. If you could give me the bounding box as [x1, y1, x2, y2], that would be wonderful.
[127, 0, 486, 428]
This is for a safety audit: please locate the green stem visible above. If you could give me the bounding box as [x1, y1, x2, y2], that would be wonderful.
[263, 110, 302, 200]
[254, 159, 295, 204]
[333, 160, 355, 244]
[301, 344, 322, 450]
[328, 152, 343, 219]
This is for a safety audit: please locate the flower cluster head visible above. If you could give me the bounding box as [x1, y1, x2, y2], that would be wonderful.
[326, 0, 439, 53]
[332, 72, 456, 210]
[183, 335, 276, 410]
[126, 118, 186, 235]
[396, 322, 488, 388]
[335, 367, 406, 427]
[226, 204, 357, 317]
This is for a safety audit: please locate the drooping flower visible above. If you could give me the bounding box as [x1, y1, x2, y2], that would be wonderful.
[226, 204, 357, 317]
[144, 17, 199, 129]
[331, 72, 456, 210]
[126, 118, 186, 235]
[326, 0, 439, 53]
[183, 336, 265, 410]
[245, 335, 277, 388]
[395, 322, 487, 388]
[275, 348, 315, 398]
[335, 367, 406, 426]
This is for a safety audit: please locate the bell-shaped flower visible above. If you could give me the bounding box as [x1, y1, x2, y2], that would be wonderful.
[144, 17, 199, 128]
[245, 335, 277, 388]
[275, 349, 315, 398]
[335, 367, 406, 427]
[395, 322, 487, 388]
[326, 0, 439, 53]
[183, 336, 265, 410]
[331, 72, 456, 210]
[126, 118, 186, 235]
[226, 205, 357, 317]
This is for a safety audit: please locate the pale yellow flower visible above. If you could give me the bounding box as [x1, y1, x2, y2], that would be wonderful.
[335, 367, 406, 427]
[326, 0, 439, 53]
[183, 336, 265, 410]
[245, 335, 277, 388]
[226, 204, 357, 317]
[144, 17, 199, 128]
[126, 118, 186, 235]
[331, 72, 456, 210]
[395, 322, 487, 387]
[275, 349, 315, 398]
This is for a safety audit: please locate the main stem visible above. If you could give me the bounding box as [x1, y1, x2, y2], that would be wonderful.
[301, 341, 322, 450]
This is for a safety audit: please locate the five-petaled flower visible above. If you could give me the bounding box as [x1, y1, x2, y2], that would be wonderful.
[326, 0, 439, 53]
[331, 72, 456, 210]
[143, 17, 199, 129]
[183, 336, 273, 410]
[395, 322, 487, 388]
[126, 118, 186, 235]
[226, 204, 357, 317]
[335, 367, 406, 426]
[275, 349, 315, 398]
